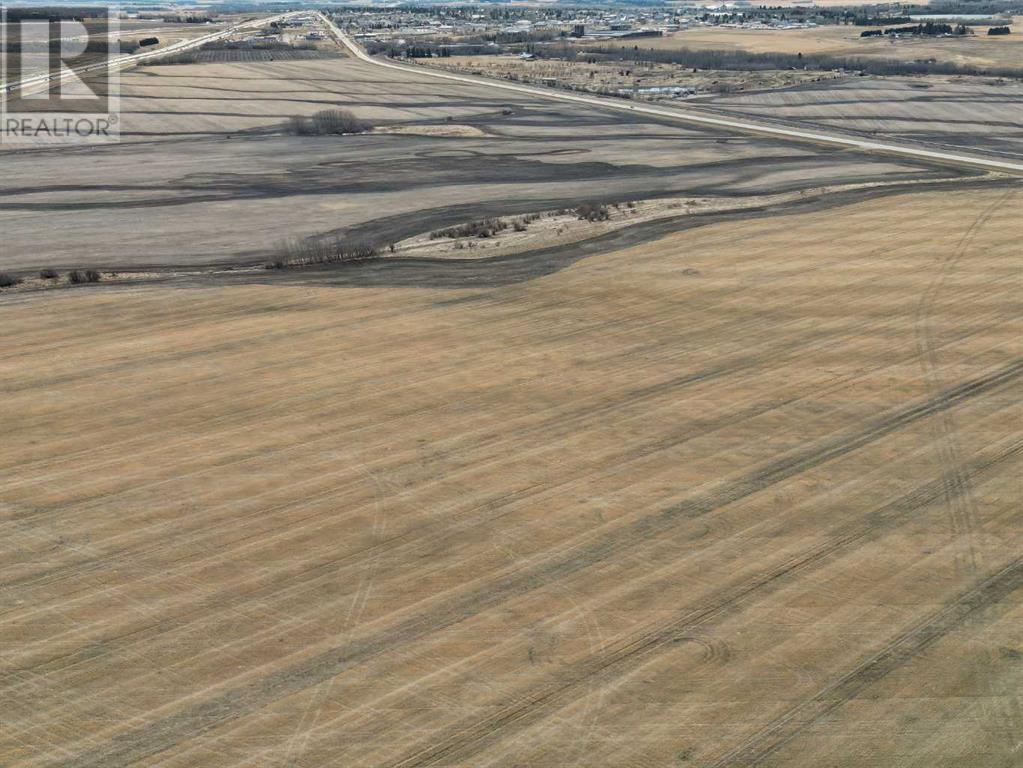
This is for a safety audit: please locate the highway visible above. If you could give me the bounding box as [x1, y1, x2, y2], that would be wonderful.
[319, 12, 1023, 176]
[1, 11, 304, 97]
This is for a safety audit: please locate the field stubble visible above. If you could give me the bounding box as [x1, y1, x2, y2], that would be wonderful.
[1, 186, 1021, 767]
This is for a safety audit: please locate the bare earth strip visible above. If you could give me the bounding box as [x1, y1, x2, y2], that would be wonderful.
[1, 186, 1020, 767]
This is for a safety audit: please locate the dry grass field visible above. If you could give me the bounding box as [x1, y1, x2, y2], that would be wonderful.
[0, 18, 233, 77]
[114, 19, 236, 51]
[2, 185, 1021, 767]
[640, 20, 1023, 70]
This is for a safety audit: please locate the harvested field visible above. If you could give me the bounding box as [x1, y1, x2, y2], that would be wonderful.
[0, 18, 233, 76]
[638, 19, 1023, 71]
[2, 186, 1021, 767]
[704, 75, 1023, 158]
[113, 20, 236, 52]
[0, 56, 971, 271]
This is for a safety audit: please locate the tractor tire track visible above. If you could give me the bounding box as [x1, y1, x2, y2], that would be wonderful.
[50, 359, 1023, 768]
[381, 437, 1023, 768]
[705, 552, 1023, 768]
[912, 188, 1017, 575]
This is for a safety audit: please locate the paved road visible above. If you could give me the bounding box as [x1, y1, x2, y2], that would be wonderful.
[1, 11, 304, 97]
[320, 12, 1023, 176]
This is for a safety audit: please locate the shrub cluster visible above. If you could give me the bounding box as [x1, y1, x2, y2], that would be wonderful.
[575, 203, 610, 221]
[287, 109, 372, 136]
[0, 272, 23, 288]
[431, 217, 509, 239]
[431, 212, 544, 240]
[68, 269, 102, 284]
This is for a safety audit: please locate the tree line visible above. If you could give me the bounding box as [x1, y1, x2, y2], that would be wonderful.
[860, 22, 970, 37]
[541, 42, 1023, 78]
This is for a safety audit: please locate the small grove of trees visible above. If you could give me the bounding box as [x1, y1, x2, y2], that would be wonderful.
[287, 109, 372, 136]
[0, 273, 22, 288]
[162, 14, 211, 23]
[864, 22, 971, 36]
[406, 44, 449, 58]
[988, 26, 1012, 35]
[265, 236, 380, 269]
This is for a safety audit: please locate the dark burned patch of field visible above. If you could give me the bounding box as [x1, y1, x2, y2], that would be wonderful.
[2, 187, 1020, 767]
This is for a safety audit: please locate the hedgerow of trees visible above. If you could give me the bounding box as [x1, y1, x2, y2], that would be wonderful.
[265, 236, 380, 269]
